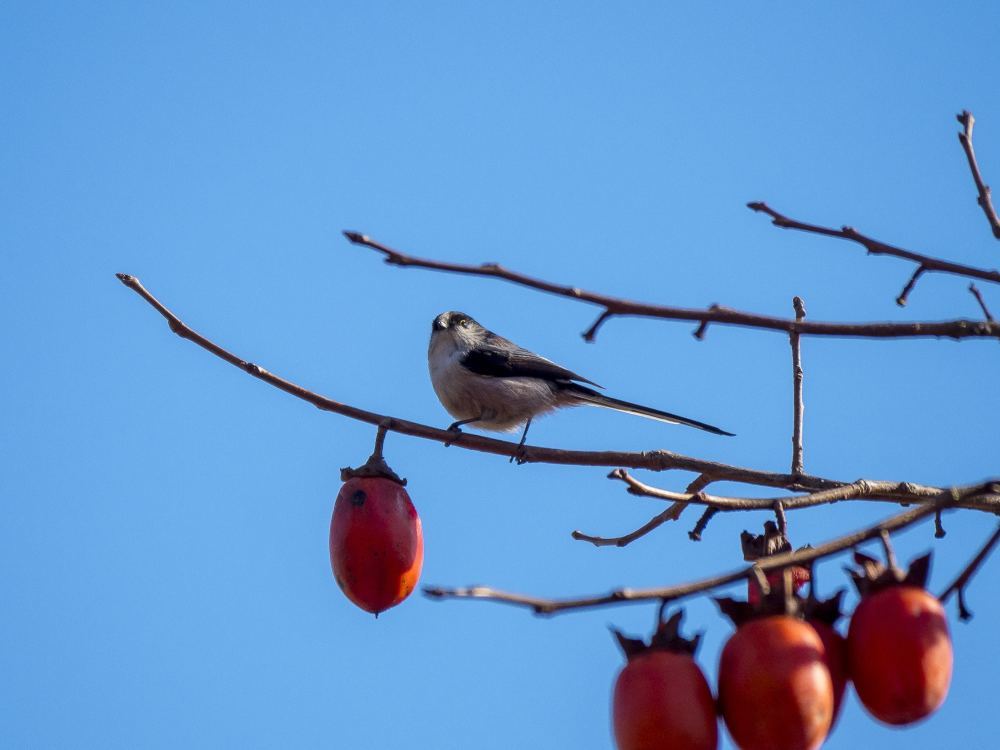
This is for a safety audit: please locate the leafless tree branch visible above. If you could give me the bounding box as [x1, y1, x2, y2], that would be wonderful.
[896, 265, 928, 307]
[608, 470, 1000, 513]
[570, 506, 684, 548]
[747, 202, 1000, 290]
[688, 506, 719, 542]
[940, 522, 1000, 621]
[424, 486, 997, 615]
[957, 111, 1000, 240]
[342, 232, 1000, 340]
[571, 474, 712, 548]
[115, 273, 869, 490]
[790, 297, 806, 475]
[969, 283, 996, 322]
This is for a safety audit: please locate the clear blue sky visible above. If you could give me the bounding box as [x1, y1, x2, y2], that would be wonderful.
[3, 3, 999, 748]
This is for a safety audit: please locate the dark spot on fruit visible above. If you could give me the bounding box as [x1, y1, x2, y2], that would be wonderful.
[351, 490, 366, 506]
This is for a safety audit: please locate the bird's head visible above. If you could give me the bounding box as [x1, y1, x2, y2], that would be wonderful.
[431, 311, 486, 348]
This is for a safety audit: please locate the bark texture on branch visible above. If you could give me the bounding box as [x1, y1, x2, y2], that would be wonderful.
[342, 232, 1000, 340]
[425, 486, 998, 615]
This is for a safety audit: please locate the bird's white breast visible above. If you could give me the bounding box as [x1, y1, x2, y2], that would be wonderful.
[427, 334, 559, 431]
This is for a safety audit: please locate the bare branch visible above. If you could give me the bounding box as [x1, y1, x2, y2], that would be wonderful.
[957, 111, 1000, 240]
[687, 507, 719, 542]
[571, 506, 684, 548]
[425, 486, 996, 615]
[878, 528, 898, 571]
[581, 310, 612, 342]
[608, 470, 1000, 514]
[940, 522, 1000, 621]
[934, 509, 946, 539]
[896, 265, 928, 307]
[790, 297, 806, 476]
[774, 500, 788, 536]
[115, 273, 864, 489]
[342, 233, 1000, 340]
[747, 202, 1000, 287]
[969, 283, 996, 322]
[572, 474, 713, 548]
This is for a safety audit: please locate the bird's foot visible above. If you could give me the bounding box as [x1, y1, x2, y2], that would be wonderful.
[510, 445, 529, 465]
[444, 424, 463, 447]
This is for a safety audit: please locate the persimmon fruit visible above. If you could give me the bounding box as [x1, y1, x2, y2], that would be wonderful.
[329, 452, 423, 616]
[718, 615, 833, 750]
[847, 585, 952, 725]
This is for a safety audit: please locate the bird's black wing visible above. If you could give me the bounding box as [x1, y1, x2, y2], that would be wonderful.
[460, 333, 601, 387]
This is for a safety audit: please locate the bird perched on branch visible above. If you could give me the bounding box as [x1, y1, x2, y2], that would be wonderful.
[428, 311, 733, 453]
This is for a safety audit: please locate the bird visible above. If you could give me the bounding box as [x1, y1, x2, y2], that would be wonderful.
[427, 311, 733, 453]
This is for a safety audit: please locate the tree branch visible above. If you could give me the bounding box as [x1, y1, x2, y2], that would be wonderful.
[747, 202, 1000, 288]
[424, 486, 997, 615]
[957, 111, 1000, 240]
[940, 522, 1000, 621]
[342, 232, 1000, 340]
[571, 474, 712, 548]
[608, 470, 1000, 514]
[115, 273, 864, 488]
[969, 283, 996, 322]
[896, 265, 928, 307]
[790, 297, 806, 476]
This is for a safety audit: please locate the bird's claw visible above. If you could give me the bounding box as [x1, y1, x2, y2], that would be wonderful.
[444, 425, 463, 448]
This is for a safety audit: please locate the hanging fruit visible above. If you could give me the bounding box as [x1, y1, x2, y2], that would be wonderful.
[716, 584, 834, 750]
[329, 427, 423, 616]
[846, 551, 953, 725]
[611, 610, 718, 750]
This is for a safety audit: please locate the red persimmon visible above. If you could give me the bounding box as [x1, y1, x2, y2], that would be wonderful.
[718, 615, 833, 750]
[847, 585, 952, 725]
[612, 614, 718, 750]
[329, 476, 423, 616]
[613, 651, 718, 750]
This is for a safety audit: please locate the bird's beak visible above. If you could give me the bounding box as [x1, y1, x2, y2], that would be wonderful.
[432, 315, 448, 331]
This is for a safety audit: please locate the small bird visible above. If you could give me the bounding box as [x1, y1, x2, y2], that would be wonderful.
[428, 311, 733, 451]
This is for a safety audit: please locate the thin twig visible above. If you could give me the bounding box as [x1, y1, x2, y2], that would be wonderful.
[934, 509, 946, 539]
[879, 529, 898, 571]
[687, 507, 719, 542]
[774, 500, 788, 536]
[751, 566, 771, 597]
[571, 507, 684, 548]
[116, 273, 863, 489]
[969, 283, 996, 322]
[342, 233, 1000, 340]
[957, 111, 1000, 240]
[748, 202, 1000, 287]
[940, 522, 1000, 621]
[896, 265, 928, 307]
[609, 470, 1000, 513]
[572, 474, 712, 547]
[790, 297, 806, 476]
[424, 488, 994, 615]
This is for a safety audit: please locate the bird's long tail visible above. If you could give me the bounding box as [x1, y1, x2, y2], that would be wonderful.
[565, 384, 734, 436]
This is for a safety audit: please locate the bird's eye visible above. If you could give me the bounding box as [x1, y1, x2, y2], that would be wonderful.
[459, 318, 469, 328]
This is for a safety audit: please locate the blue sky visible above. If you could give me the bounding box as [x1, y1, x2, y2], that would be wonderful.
[3, 3, 999, 748]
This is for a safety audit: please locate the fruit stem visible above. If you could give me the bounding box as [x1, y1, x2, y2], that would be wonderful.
[372, 422, 389, 459]
[879, 529, 899, 572]
[339, 421, 408, 485]
[751, 565, 770, 597]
